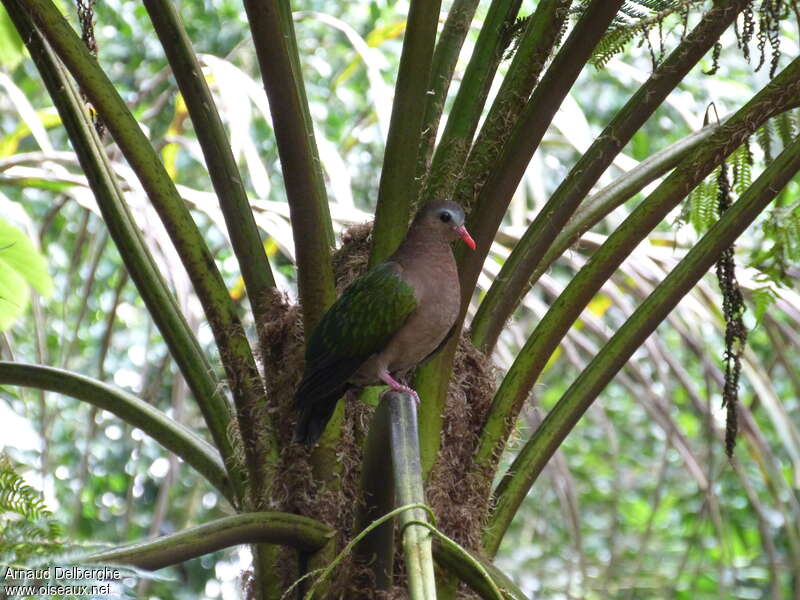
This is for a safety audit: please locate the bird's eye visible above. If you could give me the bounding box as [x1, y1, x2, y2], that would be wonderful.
[439, 212, 452, 223]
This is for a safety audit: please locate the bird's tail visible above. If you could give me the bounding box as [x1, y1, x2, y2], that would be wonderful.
[294, 403, 333, 445]
[293, 386, 348, 445]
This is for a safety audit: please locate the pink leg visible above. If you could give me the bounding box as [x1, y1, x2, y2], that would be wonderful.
[379, 372, 420, 406]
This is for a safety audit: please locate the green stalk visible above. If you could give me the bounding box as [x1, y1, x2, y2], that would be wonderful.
[403, 523, 503, 600]
[388, 392, 437, 599]
[354, 399, 395, 589]
[486, 126, 800, 556]
[369, 0, 444, 266]
[142, 0, 276, 326]
[0, 362, 232, 503]
[87, 512, 333, 570]
[456, 0, 622, 306]
[242, 14, 340, 570]
[414, 340, 459, 478]
[416, 0, 622, 475]
[21, 0, 268, 500]
[472, 56, 800, 479]
[416, 0, 482, 186]
[242, 7, 343, 595]
[447, 0, 572, 209]
[1, 0, 243, 501]
[142, 0, 280, 504]
[242, 0, 335, 333]
[421, 0, 524, 204]
[299, 504, 433, 600]
[476, 120, 724, 352]
[469, 0, 748, 353]
[558, 122, 721, 255]
[433, 538, 528, 600]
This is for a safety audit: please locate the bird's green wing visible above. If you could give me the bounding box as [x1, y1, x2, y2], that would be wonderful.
[293, 262, 418, 443]
[306, 261, 417, 365]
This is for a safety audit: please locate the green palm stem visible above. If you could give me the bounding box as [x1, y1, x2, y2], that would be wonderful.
[481, 118, 723, 349]
[485, 119, 722, 301]
[1, 0, 244, 502]
[455, 0, 621, 305]
[472, 56, 800, 482]
[415, 0, 483, 190]
[469, 0, 749, 353]
[141, 0, 281, 508]
[414, 341, 460, 478]
[84, 506, 523, 600]
[416, 0, 623, 478]
[243, 4, 344, 593]
[0, 362, 232, 503]
[242, 0, 336, 334]
[485, 129, 800, 556]
[142, 0, 277, 327]
[241, 21, 341, 588]
[86, 512, 334, 570]
[420, 0, 524, 204]
[552, 120, 721, 250]
[434, 540, 529, 600]
[446, 0, 572, 209]
[20, 0, 268, 502]
[354, 399, 395, 590]
[369, 0, 444, 267]
[388, 392, 438, 599]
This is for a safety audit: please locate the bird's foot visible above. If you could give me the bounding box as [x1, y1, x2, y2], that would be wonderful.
[379, 372, 420, 407]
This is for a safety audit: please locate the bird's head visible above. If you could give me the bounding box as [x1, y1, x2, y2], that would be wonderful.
[415, 200, 476, 250]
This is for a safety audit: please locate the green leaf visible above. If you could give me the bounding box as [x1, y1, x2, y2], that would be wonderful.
[0, 453, 64, 562]
[0, 176, 76, 193]
[0, 217, 53, 330]
[0, 109, 62, 156]
[0, 7, 25, 70]
[750, 285, 778, 324]
[0, 254, 28, 330]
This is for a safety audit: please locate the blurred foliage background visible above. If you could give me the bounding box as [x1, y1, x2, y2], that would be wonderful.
[0, 0, 799, 598]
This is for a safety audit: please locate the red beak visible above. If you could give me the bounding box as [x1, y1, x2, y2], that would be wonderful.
[456, 225, 476, 251]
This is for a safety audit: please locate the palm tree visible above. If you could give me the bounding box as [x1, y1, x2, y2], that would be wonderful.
[2, 0, 799, 597]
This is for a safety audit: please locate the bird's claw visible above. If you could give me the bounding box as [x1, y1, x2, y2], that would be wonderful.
[379, 373, 420, 406]
[404, 388, 420, 407]
[395, 383, 419, 405]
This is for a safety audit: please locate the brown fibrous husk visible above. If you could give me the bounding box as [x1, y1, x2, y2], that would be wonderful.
[427, 334, 496, 552]
[252, 221, 496, 597]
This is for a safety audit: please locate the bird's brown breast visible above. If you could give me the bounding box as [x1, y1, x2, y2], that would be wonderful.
[386, 257, 459, 371]
[352, 241, 460, 383]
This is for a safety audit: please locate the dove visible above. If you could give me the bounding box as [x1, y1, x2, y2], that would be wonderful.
[293, 200, 475, 444]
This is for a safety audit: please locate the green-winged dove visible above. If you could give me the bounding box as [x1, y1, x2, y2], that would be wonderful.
[293, 200, 476, 444]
